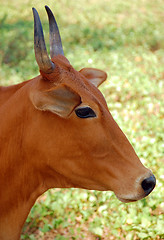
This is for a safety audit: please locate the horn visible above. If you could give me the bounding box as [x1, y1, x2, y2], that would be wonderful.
[32, 8, 55, 73]
[45, 5, 64, 58]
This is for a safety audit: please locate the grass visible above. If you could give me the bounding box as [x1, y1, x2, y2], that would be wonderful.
[0, 0, 164, 239]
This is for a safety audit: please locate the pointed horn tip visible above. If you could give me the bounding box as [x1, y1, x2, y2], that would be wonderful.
[32, 7, 37, 13]
[32, 8, 39, 18]
[45, 5, 52, 14]
[45, 5, 51, 14]
[32, 6, 51, 14]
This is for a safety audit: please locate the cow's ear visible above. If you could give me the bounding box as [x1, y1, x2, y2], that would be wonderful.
[30, 84, 81, 118]
[79, 68, 107, 87]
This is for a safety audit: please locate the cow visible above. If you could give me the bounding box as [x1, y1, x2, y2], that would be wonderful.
[0, 6, 156, 240]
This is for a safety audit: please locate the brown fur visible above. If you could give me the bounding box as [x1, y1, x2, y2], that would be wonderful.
[0, 55, 152, 239]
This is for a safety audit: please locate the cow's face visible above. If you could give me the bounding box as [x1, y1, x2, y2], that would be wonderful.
[29, 7, 156, 202]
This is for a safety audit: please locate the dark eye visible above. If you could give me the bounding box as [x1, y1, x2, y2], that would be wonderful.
[75, 107, 96, 118]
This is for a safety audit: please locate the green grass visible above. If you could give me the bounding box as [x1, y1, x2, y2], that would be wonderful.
[0, 0, 164, 239]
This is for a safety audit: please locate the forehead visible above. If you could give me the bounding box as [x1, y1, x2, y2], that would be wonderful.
[44, 55, 109, 111]
[63, 67, 107, 109]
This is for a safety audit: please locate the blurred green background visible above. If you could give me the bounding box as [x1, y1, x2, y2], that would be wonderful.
[0, 0, 164, 239]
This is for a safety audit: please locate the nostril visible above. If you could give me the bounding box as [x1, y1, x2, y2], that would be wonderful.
[141, 175, 156, 196]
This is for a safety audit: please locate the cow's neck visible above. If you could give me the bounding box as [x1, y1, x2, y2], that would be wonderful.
[0, 80, 30, 106]
[0, 187, 44, 240]
[0, 80, 45, 240]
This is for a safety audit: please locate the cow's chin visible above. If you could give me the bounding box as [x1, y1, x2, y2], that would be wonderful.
[116, 196, 137, 203]
[115, 193, 146, 203]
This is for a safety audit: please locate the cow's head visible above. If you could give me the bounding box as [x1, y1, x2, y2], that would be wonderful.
[29, 6, 155, 202]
